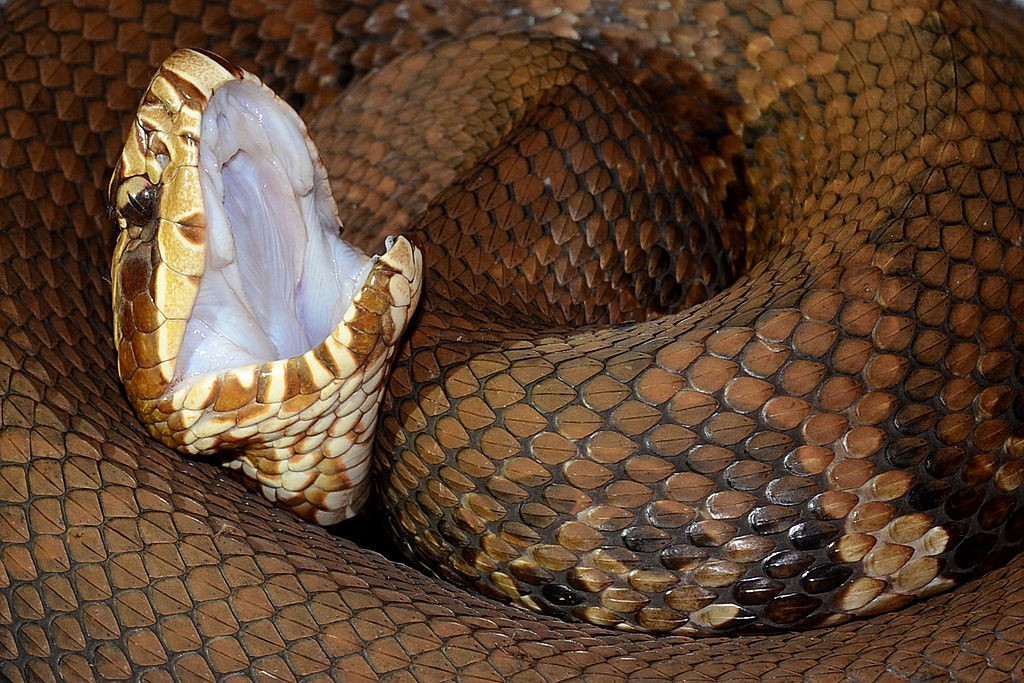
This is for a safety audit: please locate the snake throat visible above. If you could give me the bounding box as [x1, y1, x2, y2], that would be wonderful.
[109, 49, 424, 525]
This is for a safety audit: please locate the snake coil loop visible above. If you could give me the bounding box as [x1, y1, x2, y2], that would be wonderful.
[2, 0, 1024, 678]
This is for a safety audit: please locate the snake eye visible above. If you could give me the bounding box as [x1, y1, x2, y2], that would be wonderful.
[116, 175, 159, 226]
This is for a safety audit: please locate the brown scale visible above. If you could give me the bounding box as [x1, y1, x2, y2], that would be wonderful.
[3, 0, 1024, 679]
[329, 9, 1024, 634]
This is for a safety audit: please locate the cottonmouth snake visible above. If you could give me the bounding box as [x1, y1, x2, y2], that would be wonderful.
[2, 0, 1024, 678]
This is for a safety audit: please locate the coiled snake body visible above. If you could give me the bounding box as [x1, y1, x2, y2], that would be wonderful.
[2, 0, 1024, 679]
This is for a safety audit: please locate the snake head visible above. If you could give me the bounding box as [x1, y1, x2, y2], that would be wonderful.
[109, 49, 424, 524]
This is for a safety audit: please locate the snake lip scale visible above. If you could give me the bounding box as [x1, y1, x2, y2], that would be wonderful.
[4, 0, 1024, 677]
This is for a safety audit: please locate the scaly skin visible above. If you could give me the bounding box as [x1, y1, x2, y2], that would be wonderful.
[2, 0, 1024, 680]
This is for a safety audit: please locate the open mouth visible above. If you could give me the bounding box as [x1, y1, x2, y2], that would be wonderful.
[173, 78, 377, 385]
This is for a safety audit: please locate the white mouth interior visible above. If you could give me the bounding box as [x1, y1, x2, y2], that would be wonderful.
[173, 79, 373, 383]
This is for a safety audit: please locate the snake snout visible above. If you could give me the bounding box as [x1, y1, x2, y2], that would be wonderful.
[110, 49, 424, 525]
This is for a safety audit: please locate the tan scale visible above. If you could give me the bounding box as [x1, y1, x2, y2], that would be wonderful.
[109, 49, 423, 524]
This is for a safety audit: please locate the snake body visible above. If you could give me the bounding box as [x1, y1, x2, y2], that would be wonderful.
[4, 0, 1024, 678]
